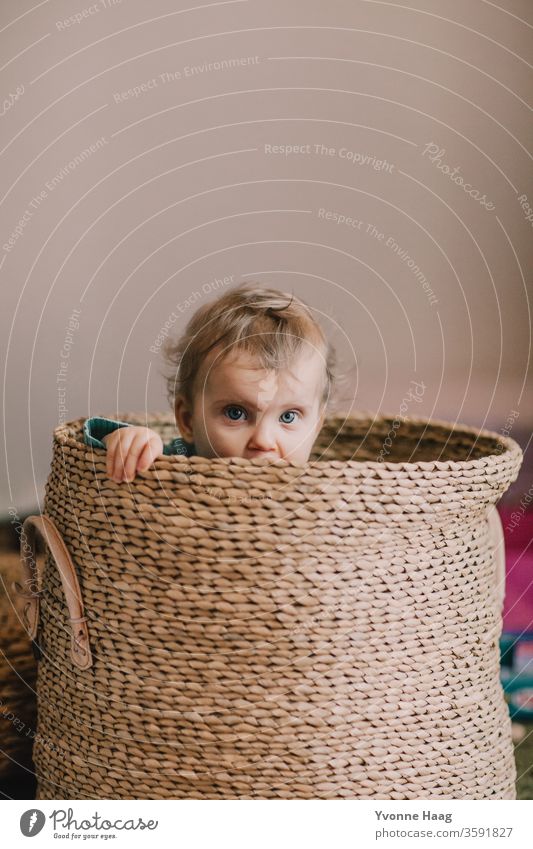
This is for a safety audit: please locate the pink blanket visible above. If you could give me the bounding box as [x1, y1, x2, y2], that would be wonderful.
[499, 507, 533, 635]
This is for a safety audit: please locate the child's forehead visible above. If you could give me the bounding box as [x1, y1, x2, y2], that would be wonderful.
[195, 346, 323, 407]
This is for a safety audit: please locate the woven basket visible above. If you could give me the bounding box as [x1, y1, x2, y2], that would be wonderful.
[15, 412, 522, 800]
[0, 557, 38, 780]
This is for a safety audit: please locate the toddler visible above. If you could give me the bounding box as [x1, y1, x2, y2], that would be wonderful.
[84, 283, 337, 481]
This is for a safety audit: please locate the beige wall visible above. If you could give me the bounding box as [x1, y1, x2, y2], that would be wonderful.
[1, 0, 531, 516]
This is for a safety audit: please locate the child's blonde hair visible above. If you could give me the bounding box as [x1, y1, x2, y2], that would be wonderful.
[161, 281, 337, 411]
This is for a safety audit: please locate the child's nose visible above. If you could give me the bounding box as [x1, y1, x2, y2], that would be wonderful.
[248, 419, 276, 451]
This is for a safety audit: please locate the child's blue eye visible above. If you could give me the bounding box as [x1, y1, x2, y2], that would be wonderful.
[280, 410, 298, 424]
[224, 405, 247, 421]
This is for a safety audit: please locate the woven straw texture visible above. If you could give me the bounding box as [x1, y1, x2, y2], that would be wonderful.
[28, 412, 522, 800]
[0, 559, 38, 779]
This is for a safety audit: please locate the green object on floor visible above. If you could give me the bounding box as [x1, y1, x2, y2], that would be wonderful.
[514, 722, 533, 800]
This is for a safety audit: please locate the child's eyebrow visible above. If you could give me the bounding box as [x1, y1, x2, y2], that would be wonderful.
[212, 396, 312, 412]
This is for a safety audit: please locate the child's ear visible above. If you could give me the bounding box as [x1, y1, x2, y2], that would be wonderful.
[174, 395, 194, 442]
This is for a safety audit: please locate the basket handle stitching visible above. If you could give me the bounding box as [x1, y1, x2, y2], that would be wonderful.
[14, 515, 93, 670]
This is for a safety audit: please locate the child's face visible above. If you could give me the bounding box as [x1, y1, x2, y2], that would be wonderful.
[175, 344, 327, 463]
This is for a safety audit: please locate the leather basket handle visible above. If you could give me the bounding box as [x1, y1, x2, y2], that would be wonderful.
[12, 515, 92, 670]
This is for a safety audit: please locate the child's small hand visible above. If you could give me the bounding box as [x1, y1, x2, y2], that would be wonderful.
[102, 426, 164, 482]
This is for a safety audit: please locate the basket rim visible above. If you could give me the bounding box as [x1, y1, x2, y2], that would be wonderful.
[55, 411, 523, 474]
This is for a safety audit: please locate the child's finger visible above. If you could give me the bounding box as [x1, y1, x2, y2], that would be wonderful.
[105, 430, 134, 480]
[120, 434, 150, 481]
[136, 437, 162, 472]
[111, 432, 138, 481]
